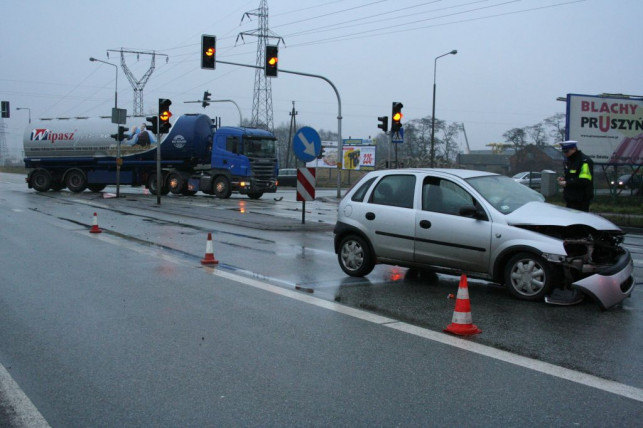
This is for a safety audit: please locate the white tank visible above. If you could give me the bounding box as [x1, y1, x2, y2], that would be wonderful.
[23, 118, 159, 158]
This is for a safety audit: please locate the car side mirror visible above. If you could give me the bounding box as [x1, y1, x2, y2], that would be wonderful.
[459, 205, 486, 220]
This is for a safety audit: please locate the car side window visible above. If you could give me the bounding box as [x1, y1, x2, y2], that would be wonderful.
[422, 177, 476, 215]
[369, 175, 415, 208]
[351, 177, 377, 202]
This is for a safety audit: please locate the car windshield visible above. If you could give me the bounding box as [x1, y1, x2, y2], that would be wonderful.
[243, 138, 276, 157]
[466, 174, 545, 214]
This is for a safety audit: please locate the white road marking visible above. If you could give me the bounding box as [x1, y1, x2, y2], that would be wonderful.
[97, 230, 643, 403]
[0, 364, 51, 427]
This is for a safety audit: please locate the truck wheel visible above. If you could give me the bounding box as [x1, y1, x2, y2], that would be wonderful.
[30, 169, 52, 192]
[247, 192, 263, 200]
[88, 184, 107, 193]
[167, 172, 184, 195]
[213, 176, 232, 199]
[66, 169, 87, 193]
[147, 174, 169, 196]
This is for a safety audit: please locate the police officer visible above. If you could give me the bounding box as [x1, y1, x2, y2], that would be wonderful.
[557, 140, 594, 212]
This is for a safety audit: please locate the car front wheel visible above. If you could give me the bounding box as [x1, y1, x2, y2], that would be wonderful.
[338, 235, 375, 277]
[504, 252, 554, 301]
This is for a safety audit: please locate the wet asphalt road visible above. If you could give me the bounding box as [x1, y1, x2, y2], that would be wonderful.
[1, 172, 642, 425]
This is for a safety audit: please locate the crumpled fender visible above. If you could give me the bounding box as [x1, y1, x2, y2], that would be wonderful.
[572, 249, 635, 310]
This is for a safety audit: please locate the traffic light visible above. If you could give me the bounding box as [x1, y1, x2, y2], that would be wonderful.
[158, 98, 172, 134]
[146, 116, 158, 134]
[111, 126, 129, 141]
[1, 101, 9, 118]
[377, 116, 388, 133]
[202, 90, 211, 109]
[201, 35, 216, 70]
[391, 102, 403, 133]
[265, 45, 278, 77]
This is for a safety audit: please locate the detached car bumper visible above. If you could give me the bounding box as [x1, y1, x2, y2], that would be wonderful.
[572, 249, 635, 310]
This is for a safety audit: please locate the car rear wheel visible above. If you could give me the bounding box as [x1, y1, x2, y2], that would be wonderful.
[338, 235, 375, 277]
[504, 252, 554, 301]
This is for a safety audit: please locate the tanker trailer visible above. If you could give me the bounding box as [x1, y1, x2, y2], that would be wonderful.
[24, 114, 213, 193]
[23, 114, 279, 199]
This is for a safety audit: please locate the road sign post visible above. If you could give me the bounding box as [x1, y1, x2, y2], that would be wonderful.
[296, 167, 316, 224]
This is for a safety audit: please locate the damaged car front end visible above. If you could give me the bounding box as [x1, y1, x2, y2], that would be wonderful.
[512, 218, 635, 309]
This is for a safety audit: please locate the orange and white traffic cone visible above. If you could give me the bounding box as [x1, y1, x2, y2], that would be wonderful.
[89, 212, 102, 234]
[444, 274, 481, 336]
[200, 232, 219, 265]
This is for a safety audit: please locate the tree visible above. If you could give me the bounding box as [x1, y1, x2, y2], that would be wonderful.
[543, 113, 566, 142]
[440, 122, 462, 164]
[525, 123, 548, 147]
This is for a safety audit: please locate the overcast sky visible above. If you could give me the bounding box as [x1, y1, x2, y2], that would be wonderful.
[1, 0, 641, 155]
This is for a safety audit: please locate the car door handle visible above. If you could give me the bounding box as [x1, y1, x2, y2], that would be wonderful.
[419, 220, 431, 229]
[365, 212, 375, 220]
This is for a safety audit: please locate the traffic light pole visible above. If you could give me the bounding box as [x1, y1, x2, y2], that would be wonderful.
[216, 60, 344, 198]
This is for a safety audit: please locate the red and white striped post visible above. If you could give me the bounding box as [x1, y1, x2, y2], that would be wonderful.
[296, 167, 316, 224]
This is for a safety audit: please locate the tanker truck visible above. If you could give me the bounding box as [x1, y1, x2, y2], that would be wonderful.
[23, 114, 279, 199]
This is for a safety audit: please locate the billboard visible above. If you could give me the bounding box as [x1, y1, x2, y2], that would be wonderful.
[305, 140, 376, 170]
[566, 93, 643, 165]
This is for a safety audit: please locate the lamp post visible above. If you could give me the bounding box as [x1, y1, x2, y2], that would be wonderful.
[16, 107, 31, 123]
[430, 49, 457, 167]
[89, 57, 121, 196]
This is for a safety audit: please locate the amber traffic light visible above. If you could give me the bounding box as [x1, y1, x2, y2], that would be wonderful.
[265, 45, 278, 77]
[201, 35, 216, 70]
[158, 98, 172, 133]
[391, 102, 403, 133]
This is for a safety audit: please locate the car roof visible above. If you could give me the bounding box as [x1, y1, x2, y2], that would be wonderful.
[371, 168, 498, 180]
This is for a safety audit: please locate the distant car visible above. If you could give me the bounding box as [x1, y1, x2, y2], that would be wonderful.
[610, 174, 642, 192]
[333, 168, 634, 309]
[512, 171, 541, 189]
[278, 168, 297, 187]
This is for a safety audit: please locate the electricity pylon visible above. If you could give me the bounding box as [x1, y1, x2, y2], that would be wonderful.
[107, 49, 169, 116]
[237, 0, 284, 131]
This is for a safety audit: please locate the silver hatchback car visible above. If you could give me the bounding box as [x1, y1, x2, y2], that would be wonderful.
[334, 169, 635, 309]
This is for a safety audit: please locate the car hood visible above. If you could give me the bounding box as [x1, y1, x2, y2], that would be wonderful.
[505, 201, 621, 231]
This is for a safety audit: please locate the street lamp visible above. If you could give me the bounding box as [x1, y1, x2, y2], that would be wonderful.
[430, 49, 457, 167]
[89, 57, 121, 196]
[16, 107, 31, 123]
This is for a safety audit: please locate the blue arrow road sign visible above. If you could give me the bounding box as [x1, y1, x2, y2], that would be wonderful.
[293, 126, 321, 162]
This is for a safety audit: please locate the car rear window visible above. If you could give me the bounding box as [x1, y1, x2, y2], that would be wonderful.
[369, 175, 415, 208]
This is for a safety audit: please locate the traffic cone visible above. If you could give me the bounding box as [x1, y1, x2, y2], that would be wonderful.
[89, 212, 102, 234]
[444, 274, 481, 336]
[200, 232, 219, 265]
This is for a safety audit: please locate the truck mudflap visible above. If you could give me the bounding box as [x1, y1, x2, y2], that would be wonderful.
[572, 250, 635, 310]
